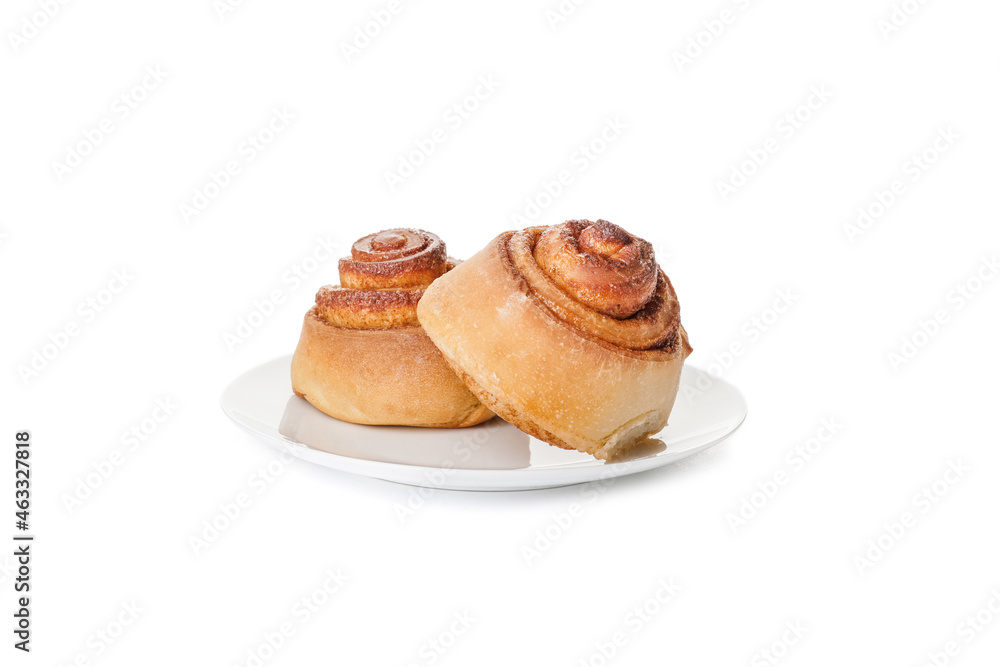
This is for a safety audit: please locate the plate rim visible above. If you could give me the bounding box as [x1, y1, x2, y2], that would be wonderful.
[221, 355, 747, 490]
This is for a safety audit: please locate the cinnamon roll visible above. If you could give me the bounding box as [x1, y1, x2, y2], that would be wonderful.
[416, 220, 692, 459]
[291, 229, 494, 428]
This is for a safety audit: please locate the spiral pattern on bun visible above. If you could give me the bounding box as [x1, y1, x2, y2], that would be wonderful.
[316, 229, 456, 329]
[508, 220, 680, 352]
[291, 227, 493, 428]
[415, 218, 692, 459]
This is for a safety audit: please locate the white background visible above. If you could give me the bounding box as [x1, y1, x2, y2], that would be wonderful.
[3, 0, 1000, 664]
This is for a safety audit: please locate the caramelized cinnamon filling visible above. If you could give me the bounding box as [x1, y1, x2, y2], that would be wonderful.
[340, 228, 448, 290]
[534, 219, 658, 319]
[316, 229, 452, 329]
[508, 221, 680, 351]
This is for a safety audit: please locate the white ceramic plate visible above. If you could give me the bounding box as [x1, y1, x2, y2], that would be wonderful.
[221, 356, 746, 491]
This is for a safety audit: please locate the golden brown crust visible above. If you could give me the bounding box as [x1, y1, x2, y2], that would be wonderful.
[417, 222, 692, 458]
[317, 229, 450, 328]
[310, 229, 463, 332]
[533, 220, 658, 318]
[507, 227, 684, 352]
[291, 307, 494, 428]
[315, 286, 422, 329]
[338, 228, 448, 290]
[439, 354, 576, 450]
[290, 228, 492, 428]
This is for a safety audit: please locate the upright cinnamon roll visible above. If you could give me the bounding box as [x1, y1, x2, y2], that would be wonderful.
[417, 220, 692, 459]
[291, 229, 494, 428]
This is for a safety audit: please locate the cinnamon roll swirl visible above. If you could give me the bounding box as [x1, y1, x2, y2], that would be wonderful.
[291, 229, 494, 428]
[416, 220, 692, 459]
